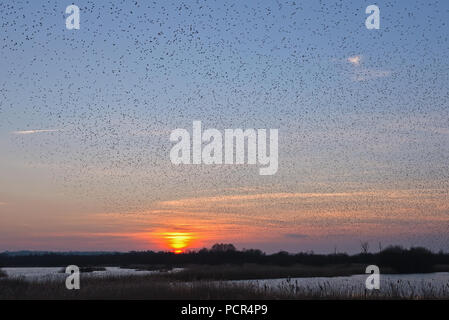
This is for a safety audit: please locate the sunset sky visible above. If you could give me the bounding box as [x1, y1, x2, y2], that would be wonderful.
[1, 0, 448, 253]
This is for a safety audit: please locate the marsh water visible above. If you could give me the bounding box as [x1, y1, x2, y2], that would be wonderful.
[3, 267, 449, 296]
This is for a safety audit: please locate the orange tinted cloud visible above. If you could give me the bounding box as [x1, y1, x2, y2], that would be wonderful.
[347, 55, 362, 66]
[157, 191, 378, 207]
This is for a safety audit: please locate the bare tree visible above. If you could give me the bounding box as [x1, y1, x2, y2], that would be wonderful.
[360, 241, 369, 254]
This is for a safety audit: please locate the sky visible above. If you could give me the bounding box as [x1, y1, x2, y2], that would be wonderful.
[0, 0, 448, 253]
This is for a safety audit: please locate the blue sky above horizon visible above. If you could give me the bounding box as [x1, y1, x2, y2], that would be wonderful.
[0, 0, 448, 253]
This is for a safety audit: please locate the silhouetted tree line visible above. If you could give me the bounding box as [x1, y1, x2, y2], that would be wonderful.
[1, 244, 448, 273]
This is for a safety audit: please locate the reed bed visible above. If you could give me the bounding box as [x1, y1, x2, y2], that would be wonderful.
[1, 275, 448, 300]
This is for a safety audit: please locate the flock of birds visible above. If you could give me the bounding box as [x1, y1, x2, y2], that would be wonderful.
[0, 1, 447, 221]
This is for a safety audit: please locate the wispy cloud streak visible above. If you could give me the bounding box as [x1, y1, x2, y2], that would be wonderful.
[158, 191, 378, 207]
[11, 129, 62, 135]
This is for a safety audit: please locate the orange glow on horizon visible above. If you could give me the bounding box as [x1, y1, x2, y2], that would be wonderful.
[160, 232, 194, 253]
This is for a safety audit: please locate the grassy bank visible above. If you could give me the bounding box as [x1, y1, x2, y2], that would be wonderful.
[1, 275, 448, 300]
[148, 263, 380, 281]
[58, 267, 106, 273]
[120, 264, 173, 272]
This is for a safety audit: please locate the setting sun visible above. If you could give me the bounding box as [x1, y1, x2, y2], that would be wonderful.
[161, 232, 194, 253]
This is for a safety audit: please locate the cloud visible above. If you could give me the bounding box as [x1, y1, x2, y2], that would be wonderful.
[344, 55, 391, 81]
[353, 68, 391, 81]
[284, 233, 309, 239]
[11, 129, 62, 135]
[157, 191, 378, 208]
[347, 55, 362, 66]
